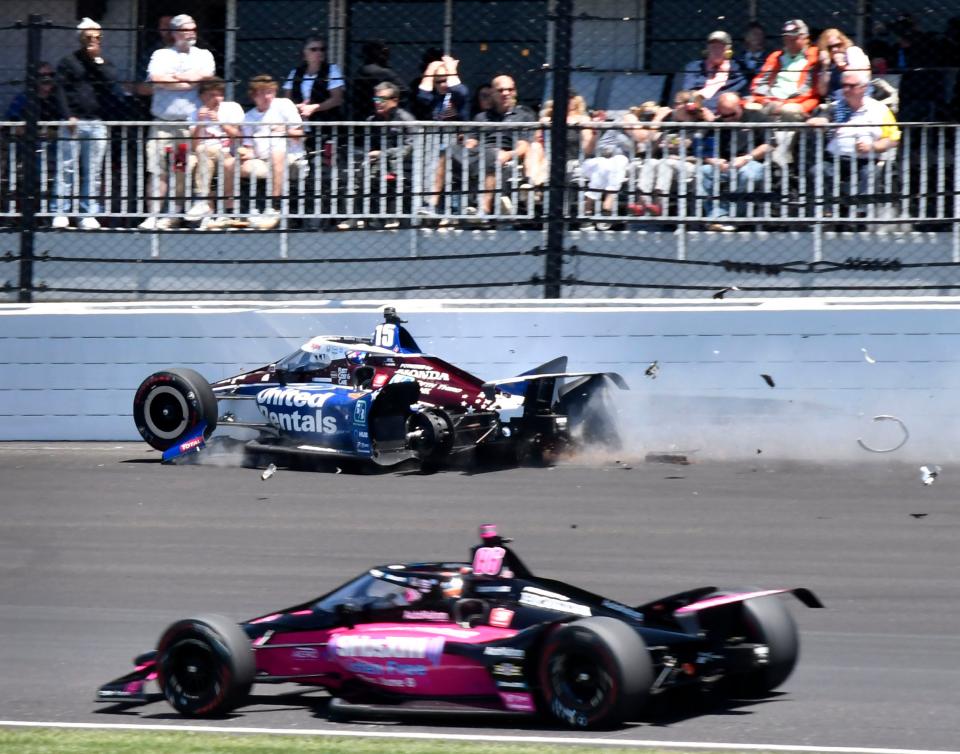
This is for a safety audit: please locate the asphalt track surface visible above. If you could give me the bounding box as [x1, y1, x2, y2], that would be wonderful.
[2, 443, 959, 751]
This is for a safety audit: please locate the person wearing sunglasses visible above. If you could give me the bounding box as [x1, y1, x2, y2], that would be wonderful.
[448, 74, 535, 221]
[806, 69, 899, 209]
[140, 13, 216, 231]
[337, 81, 414, 230]
[815, 28, 871, 108]
[51, 17, 126, 230]
[282, 35, 344, 123]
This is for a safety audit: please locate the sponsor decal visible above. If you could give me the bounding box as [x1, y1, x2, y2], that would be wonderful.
[483, 646, 525, 659]
[499, 691, 536, 712]
[337, 367, 350, 384]
[373, 373, 389, 388]
[292, 647, 320, 660]
[396, 364, 451, 382]
[475, 585, 513, 594]
[520, 588, 591, 617]
[489, 607, 514, 628]
[353, 400, 367, 423]
[178, 435, 204, 453]
[497, 680, 529, 689]
[409, 577, 437, 591]
[403, 610, 449, 622]
[602, 599, 644, 622]
[330, 634, 445, 665]
[347, 659, 428, 676]
[256, 387, 338, 434]
[383, 573, 408, 584]
[493, 663, 523, 677]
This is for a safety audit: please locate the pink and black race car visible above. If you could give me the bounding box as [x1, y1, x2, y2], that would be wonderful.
[96, 526, 823, 728]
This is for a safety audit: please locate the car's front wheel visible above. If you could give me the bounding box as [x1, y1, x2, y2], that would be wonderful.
[156, 614, 254, 717]
[132, 368, 218, 451]
[538, 617, 652, 729]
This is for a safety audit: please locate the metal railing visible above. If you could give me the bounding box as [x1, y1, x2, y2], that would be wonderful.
[2, 119, 959, 301]
[0, 119, 952, 229]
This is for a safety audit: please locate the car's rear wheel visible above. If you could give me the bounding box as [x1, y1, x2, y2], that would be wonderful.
[538, 617, 652, 729]
[729, 595, 799, 696]
[132, 368, 218, 451]
[156, 614, 254, 717]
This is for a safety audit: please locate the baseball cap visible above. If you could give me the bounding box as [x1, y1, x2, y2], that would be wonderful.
[782, 19, 809, 37]
[707, 30, 732, 45]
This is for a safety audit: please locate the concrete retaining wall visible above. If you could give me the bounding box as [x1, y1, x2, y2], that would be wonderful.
[2, 298, 957, 462]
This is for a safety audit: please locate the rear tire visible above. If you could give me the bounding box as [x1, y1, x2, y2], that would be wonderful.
[133, 368, 217, 451]
[730, 595, 799, 696]
[538, 617, 652, 729]
[156, 614, 254, 717]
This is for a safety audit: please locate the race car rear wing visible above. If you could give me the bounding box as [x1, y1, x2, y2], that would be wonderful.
[481, 371, 628, 399]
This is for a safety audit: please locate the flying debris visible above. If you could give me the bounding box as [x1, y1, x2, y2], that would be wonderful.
[645, 361, 660, 379]
[712, 286, 741, 300]
[861, 348, 877, 364]
[909, 513, 929, 519]
[260, 463, 277, 481]
[760, 373, 775, 388]
[856, 415, 909, 453]
[920, 465, 941, 486]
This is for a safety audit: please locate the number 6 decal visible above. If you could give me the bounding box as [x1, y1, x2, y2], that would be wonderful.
[473, 546, 505, 576]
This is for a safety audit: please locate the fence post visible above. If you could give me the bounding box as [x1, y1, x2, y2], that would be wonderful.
[18, 14, 45, 303]
[542, 0, 572, 299]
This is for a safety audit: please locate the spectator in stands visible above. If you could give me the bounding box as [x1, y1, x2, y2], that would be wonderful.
[133, 15, 174, 118]
[682, 30, 748, 113]
[282, 35, 345, 125]
[352, 40, 407, 120]
[525, 91, 591, 190]
[140, 13, 216, 230]
[580, 108, 640, 230]
[632, 90, 710, 217]
[239, 75, 305, 230]
[5, 62, 64, 221]
[471, 83, 495, 117]
[5, 62, 62, 123]
[416, 55, 470, 217]
[410, 47, 444, 120]
[885, 15, 944, 121]
[807, 70, 900, 202]
[338, 81, 415, 230]
[738, 22, 769, 80]
[816, 28, 870, 108]
[448, 74, 535, 222]
[187, 78, 243, 229]
[749, 19, 820, 119]
[697, 92, 772, 232]
[416, 55, 469, 122]
[52, 18, 127, 230]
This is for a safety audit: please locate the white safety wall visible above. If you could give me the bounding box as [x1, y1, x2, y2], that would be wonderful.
[1, 298, 957, 462]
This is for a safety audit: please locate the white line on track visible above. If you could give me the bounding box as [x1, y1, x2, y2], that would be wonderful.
[1, 721, 958, 754]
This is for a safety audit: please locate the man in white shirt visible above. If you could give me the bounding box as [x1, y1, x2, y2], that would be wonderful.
[808, 69, 900, 195]
[140, 13, 216, 230]
[188, 78, 243, 229]
[239, 74, 305, 230]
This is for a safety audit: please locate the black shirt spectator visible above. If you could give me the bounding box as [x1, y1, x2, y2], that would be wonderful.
[55, 48, 125, 120]
[351, 40, 408, 120]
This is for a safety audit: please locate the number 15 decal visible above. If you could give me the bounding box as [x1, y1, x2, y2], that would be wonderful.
[374, 323, 397, 349]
